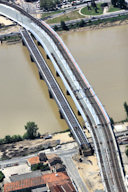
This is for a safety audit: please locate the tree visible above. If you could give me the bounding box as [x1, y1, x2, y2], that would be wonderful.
[79, 19, 85, 27]
[54, 25, 58, 31]
[111, 0, 126, 8]
[111, 0, 117, 7]
[117, 0, 126, 8]
[40, 0, 58, 11]
[4, 135, 12, 144]
[60, 21, 68, 31]
[0, 171, 5, 182]
[125, 148, 128, 157]
[24, 122, 39, 139]
[124, 102, 128, 117]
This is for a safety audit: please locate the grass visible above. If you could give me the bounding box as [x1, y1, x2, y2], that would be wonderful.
[81, 3, 103, 16]
[42, 10, 63, 19]
[47, 10, 84, 24]
[108, 5, 121, 12]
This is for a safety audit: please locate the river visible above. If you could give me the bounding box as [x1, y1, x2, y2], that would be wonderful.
[0, 43, 67, 138]
[0, 24, 128, 137]
[61, 25, 128, 122]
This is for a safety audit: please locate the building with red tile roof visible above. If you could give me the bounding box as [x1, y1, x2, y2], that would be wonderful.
[4, 176, 45, 192]
[27, 156, 40, 166]
[4, 172, 76, 192]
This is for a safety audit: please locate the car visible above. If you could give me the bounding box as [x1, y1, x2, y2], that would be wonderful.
[55, 145, 61, 150]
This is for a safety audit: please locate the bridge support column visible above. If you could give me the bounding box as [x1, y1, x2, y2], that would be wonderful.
[31, 33, 35, 40]
[46, 54, 50, 59]
[78, 110, 81, 116]
[56, 71, 60, 77]
[37, 41, 42, 46]
[59, 109, 64, 119]
[30, 55, 34, 62]
[66, 90, 70, 96]
[48, 89, 53, 99]
[22, 40, 25, 46]
[39, 71, 44, 80]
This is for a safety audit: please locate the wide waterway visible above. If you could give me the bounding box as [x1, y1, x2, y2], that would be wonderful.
[61, 25, 128, 122]
[0, 43, 67, 138]
[0, 24, 128, 137]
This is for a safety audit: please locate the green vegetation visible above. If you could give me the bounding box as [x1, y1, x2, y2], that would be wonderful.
[108, 5, 120, 12]
[31, 163, 50, 171]
[40, 0, 60, 11]
[125, 147, 128, 157]
[81, 3, 103, 16]
[42, 10, 63, 19]
[61, 21, 69, 30]
[124, 102, 128, 118]
[0, 135, 23, 145]
[111, 0, 126, 8]
[0, 121, 40, 145]
[47, 10, 84, 24]
[0, 171, 5, 182]
[24, 122, 40, 139]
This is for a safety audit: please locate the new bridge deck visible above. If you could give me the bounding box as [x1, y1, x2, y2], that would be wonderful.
[20, 29, 90, 150]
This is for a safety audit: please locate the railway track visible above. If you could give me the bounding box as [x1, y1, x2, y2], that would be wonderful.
[0, 1, 126, 191]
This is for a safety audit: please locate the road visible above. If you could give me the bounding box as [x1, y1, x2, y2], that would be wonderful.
[61, 155, 88, 192]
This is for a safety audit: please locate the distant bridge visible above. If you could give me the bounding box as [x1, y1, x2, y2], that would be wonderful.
[0, 1, 127, 192]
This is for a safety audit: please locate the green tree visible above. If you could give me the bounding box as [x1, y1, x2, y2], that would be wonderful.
[124, 102, 128, 117]
[40, 0, 58, 10]
[4, 135, 12, 144]
[111, 0, 117, 7]
[60, 21, 68, 31]
[125, 148, 128, 157]
[0, 171, 5, 182]
[79, 19, 85, 27]
[54, 25, 58, 31]
[117, 0, 126, 8]
[24, 122, 39, 139]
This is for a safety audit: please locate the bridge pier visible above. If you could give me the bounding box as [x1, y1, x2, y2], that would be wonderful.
[30, 54, 34, 62]
[39, 71, 44, 80]
[46, 54, 50, 60]
[59, 109, 64, 119]
[78, 110, 81, 116]
[22, 39, 25, 46]
[48, 89, 53, 99]
[66, 90, 70, 96]
[56, 71, 60, 77]
[37, 41, 42, 47]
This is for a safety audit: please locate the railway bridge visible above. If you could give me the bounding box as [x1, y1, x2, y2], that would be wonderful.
[0, 1, 127, 192]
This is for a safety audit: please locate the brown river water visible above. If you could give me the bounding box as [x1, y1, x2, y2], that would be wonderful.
[0, 24, 128, 137]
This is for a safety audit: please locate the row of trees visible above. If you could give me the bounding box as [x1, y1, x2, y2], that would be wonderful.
[0, 122, 40, 145]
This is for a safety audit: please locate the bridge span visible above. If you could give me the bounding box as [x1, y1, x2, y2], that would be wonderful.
[21, 29, 91, 152]
[0, 1, 127, 192]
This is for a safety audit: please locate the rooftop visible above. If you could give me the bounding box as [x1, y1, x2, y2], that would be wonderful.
[28, 156, 40, 166]
[10, 170, 42, 182]
[4, 176, 45, 192]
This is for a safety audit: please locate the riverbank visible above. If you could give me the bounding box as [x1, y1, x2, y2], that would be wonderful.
[57, 17, 128, 34]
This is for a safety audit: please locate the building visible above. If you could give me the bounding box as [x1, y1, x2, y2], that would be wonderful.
[55, 164, 65, 172]
[48, 156, 62, 166]
[38, 152, 48, 162]
[27, 156, 40, 167]
[4, 176, 46, 192]
[4, 172, 76, 192]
